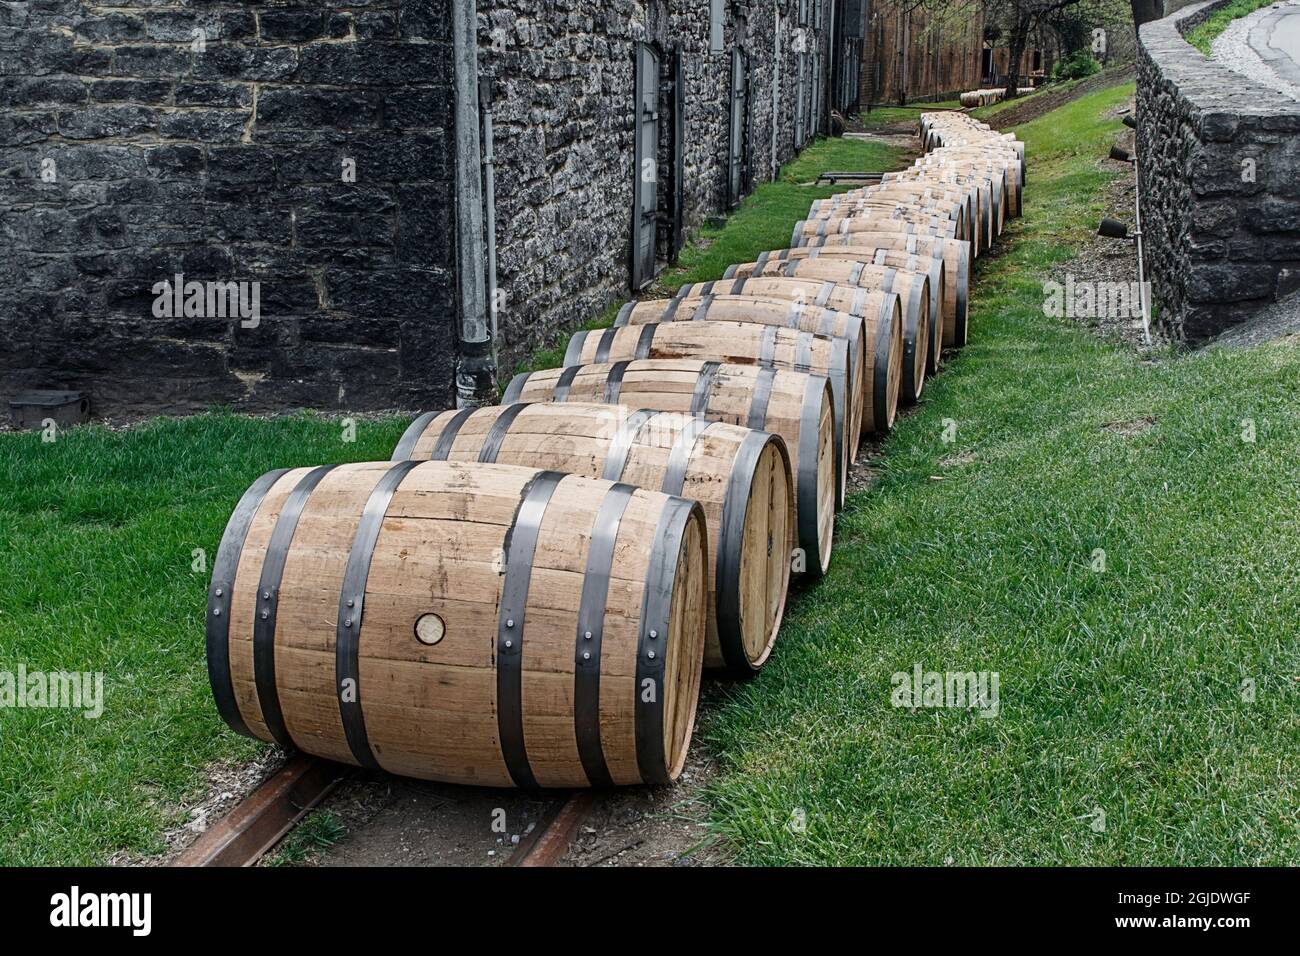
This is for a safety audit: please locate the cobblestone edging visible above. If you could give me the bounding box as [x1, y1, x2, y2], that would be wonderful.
[1138, 0, 1300, 342]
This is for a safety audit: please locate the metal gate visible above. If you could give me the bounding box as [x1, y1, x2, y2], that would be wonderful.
[727, 48, 751, 209]
[631, 42, 659, 291]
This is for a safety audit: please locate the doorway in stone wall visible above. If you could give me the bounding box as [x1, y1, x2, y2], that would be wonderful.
[632, 41, 660, 291]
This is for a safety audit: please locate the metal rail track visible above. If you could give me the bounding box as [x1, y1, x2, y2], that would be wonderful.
[171, 754, 596, 868]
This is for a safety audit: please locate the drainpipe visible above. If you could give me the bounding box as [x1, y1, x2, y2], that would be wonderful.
[771, 1, 781, 179]
[480, 75, 499, 370]
[452, 0, 496, 407]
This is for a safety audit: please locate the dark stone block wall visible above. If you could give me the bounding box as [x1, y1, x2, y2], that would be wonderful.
[479, 0, 831, 370]
[0, 1, 457, 416]
[1138, 1, 1300, 342]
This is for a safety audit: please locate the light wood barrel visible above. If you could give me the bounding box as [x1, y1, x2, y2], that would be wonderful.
[615, 291, 902, 435]
[922, 147, 1024, 215]
[911, 154, 1020, 220]
[206, 460, 707, 788]
[391, 403, 793, 676]
[723, 257, 931, 403]
[883, 169, 1003, 243]
[794, 214, 960, 246]
[564, 320, 860, 466]
[811, 186, 982, 255]
[754, 238, 971, 347]
[805, 196, 970, 248]
[503, 359, 838, 578]
[732, 250, 946, 375]
[826, 180, 993, 250]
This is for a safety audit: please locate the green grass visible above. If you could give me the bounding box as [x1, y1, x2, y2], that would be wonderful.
[857, 101, 961, 131]
[513, 135, 901, 379]
[1186, 0, 1276, 54]
[701, 79, 1300, 864]
[263, 810, 347, 866]
[0, 412, 407, 865]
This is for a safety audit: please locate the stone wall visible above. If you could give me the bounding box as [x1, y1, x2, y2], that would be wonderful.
[1, 1, 457, 416]
[479, 0, 831, 371]
[1137, 0, 1300, 342]
[2, 1, 834, 417]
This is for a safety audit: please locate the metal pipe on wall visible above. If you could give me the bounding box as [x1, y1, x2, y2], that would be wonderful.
[452, 0, 496, 407]
[771, 1, 781, 179]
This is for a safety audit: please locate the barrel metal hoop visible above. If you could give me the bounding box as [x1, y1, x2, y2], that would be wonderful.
[759, 325, 778, 366]
[819, 306, 839, 336]
[661, 417, 712, 497]
[782, 260, 799, 278]
[691, 294, 713, 322]
[722, 263, 738, 280]
[633, 323, 657, 360]
[730, 276, 747, 297]
[253, 464, 337, 750]
[604, 360, 631, 404]
[502, 372, 530, 404]
[429, 406, 475, 461]
[689, 362, 722, 417]
[795, 331, 814, 374]
[747, 366, 777, 430]
[563, 330, 588, 368]
[850, 287, 867, 317]
[573, 481, 638, 787]
[661, 296, 682, 322]
[601, 408, 659, 481]
[874, 297, 894, 432]
[849, 262, 866, 285]
[755, 251, 771, 272]
[336, 459, 423, 771]
[786, 300, 804, 328]
[497, 470, 567, 789]
[955, 243, 970, 344]
[701, 280, 717, 296]
[206, 467, 291, 740]
[814, 281, 834, 308]
[796, 376, 829, 569]
[635, 495, 698, 785]
[391, 411, 439, 461]
[614, 302, 634, 327]
[714, 430, 777, 674]
[594, 326, 620, 364]
[554, 364, 583, 402]
[478, 403, 531, 463]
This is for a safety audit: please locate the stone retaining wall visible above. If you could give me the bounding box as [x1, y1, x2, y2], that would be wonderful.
[1138, 0, 1300, 342]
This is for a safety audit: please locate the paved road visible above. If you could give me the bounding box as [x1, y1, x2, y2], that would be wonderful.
[1250, 4, 1300, 89]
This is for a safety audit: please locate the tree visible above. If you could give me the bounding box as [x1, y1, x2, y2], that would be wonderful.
[986, 0, 1087, 98]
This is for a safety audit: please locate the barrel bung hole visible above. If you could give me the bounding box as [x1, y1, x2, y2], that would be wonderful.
[415, 613, 445, 646]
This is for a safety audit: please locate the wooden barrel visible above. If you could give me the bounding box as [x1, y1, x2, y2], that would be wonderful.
[503, 359, 838, 577]
[883, 169, 1003, 243]
[391, 404, 793, 676]
[615, 291, 903, 435]
[912, 153, 1021, 220]
[812, 186, 983, 256]
[725, 255, 943, 378]
[722, 257, 931, 403]
[206, 460, 707, 788]
[793, 214, 960, 246]
[805, 196, 970, 248]
[754, 238, 970, 348]
[923, 146, 1024, 215]
[563, 320, 860, 465]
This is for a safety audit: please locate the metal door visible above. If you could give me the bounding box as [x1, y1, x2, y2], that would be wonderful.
[728, 48, 750, 209]
[632, 42, 659, 290]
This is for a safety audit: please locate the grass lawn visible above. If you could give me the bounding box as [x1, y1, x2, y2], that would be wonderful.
[0, 413, 409, 864]
[702, 80, 1300, 864]
[1185, 0, 1277, 54]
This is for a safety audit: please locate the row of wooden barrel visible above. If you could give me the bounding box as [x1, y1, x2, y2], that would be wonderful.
[204, 112, 1025, 789]
[957, 87, 1034, 108]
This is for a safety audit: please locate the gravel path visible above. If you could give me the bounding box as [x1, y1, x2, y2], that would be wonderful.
[1212, 1, 1300, 101]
